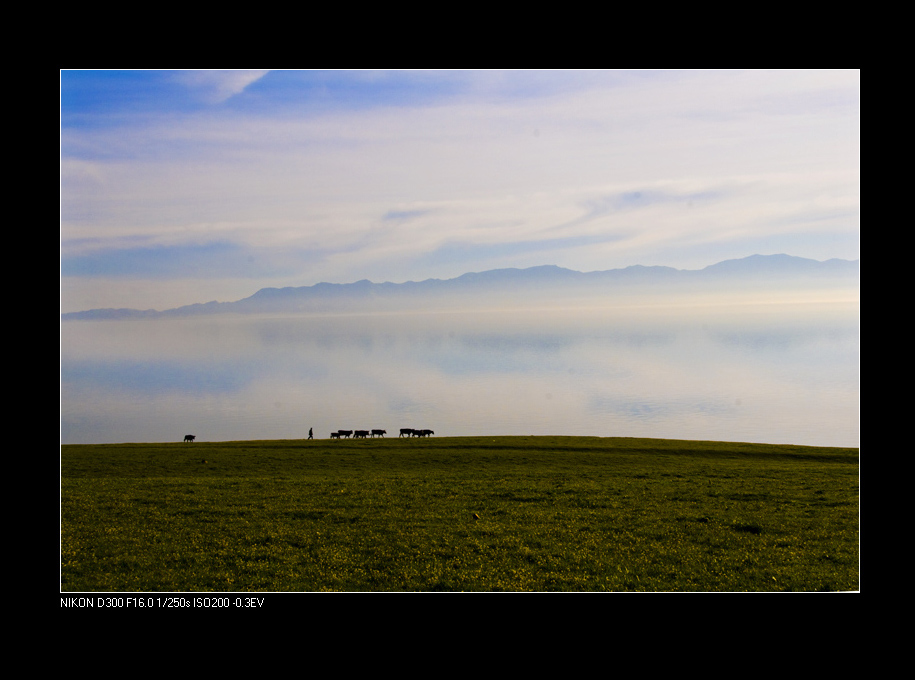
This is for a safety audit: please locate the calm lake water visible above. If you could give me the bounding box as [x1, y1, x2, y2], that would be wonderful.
[60, 298, 859, 447]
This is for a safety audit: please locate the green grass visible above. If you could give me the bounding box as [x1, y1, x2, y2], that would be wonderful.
[60, 436, 859, 592]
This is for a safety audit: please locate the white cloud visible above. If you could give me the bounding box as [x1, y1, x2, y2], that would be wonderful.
[171, 69, 270, 104]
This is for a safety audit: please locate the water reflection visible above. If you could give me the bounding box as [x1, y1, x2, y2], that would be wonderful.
[60, 301, 859, 447]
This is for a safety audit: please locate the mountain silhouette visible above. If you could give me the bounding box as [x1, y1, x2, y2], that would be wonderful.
[62, 254, 859, 320]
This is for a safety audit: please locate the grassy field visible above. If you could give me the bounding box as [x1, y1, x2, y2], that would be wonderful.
[60, 436, 859, 592]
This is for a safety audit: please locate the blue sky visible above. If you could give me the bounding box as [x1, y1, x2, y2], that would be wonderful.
[60, 70, 859, 312]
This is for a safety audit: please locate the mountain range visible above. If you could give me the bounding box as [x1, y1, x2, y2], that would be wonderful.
[61, 254, 859, 320]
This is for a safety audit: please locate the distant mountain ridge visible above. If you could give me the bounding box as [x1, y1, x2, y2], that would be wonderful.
[62, 254, 859, 320]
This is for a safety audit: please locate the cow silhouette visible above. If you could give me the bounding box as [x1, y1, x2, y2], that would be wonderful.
[399, 428, 414, 438]
[183, 434, 196, 442]
[371, 429, 386, 438]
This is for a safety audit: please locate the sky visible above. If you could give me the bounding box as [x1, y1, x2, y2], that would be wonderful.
[60, 69, 860, 313]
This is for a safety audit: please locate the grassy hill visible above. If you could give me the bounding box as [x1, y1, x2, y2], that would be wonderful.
[60, 436, 859, 592]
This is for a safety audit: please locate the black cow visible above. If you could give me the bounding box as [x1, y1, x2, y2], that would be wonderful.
[338, 430, 353, 438]
[354, 430, 369, 439]
[330, 432, 341, 439]
[399, 428, 414, 438]
[371, 429, 386, 438]
[184, 434, 196, 442]
[417, 429, 434, 437]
